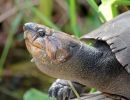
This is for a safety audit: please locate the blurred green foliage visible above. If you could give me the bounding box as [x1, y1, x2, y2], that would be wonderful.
[68, 0, 81, 37]
[23, 88, 48, 100]
[0, 13, 23, 74]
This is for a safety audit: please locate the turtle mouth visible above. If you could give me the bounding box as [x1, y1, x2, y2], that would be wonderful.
[25, 37, 48, 65]
[24, 31, 47, 59]
[24, 30, 41, 46]
[25, 38, 43, 52]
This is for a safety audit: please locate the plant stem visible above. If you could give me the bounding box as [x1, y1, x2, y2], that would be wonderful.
[86, 0, 106, 23]
[0, 13, 23, 76]
[68, 81, 80, 100]
[68, 0, 81, 37]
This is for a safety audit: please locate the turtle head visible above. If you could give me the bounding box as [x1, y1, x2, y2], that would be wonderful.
[23, 22, 81, 78]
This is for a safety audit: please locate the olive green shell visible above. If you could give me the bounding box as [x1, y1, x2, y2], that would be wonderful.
[81, 11, 130, 74]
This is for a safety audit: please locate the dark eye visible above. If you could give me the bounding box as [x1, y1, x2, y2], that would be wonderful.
[37, 28, 46, 37]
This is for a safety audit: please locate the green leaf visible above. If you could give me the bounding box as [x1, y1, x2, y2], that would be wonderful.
[114, 0, 130, 6]
[90, 88, 97, 93]
[99, 0, 118, 21]
[86, 0, 106, 23]
[23, 88, 49, 100]
[38, 0, 53, 19]
[68, 0, 81, 37]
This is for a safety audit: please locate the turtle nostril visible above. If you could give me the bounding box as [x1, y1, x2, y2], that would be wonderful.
[23, 22, 35, 31]
[23, 23, 30, 31]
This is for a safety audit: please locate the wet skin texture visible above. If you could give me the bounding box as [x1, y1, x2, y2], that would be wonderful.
[24, 23, 130, 100]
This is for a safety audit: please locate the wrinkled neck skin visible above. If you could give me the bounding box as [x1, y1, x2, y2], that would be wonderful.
[34, 40, 130, 99]
[33, 41, 102, 83]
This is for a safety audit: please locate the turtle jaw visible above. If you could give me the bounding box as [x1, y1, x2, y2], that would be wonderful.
[24, 30, 47, 64]
[23, 22, 47, 63]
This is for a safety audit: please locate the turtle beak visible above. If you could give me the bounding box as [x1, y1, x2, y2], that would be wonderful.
[23, 22, 37, 40]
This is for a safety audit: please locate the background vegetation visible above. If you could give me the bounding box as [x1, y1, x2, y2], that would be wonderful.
[0, 0, 130, 100]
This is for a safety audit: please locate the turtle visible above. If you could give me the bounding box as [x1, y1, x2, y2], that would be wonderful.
[23, 11, 130, 100]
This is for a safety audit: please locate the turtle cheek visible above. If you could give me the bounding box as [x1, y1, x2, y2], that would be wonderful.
[25, 42, 42, 57]
[45, 39, 57, 60]
[32, 37, 46, 49]
[55, 49, 68, 62]
[25, 38, 46, 59]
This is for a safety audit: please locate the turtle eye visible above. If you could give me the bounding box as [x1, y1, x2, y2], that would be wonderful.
[37, 28, 46, 37]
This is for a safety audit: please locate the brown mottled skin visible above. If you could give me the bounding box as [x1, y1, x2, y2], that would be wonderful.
[24, 23, 130, 100]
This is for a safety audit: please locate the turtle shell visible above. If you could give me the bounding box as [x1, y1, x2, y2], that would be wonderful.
[81, 11, 130, 74]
